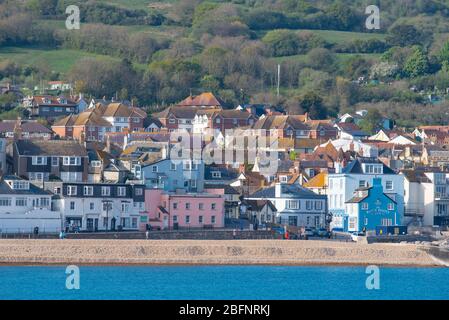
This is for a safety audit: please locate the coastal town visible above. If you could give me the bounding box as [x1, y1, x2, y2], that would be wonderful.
[0, 87, 447, 247]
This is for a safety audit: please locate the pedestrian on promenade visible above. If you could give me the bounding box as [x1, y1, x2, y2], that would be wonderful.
[145, 230, 149, 240]
[233, 229, 236, 239]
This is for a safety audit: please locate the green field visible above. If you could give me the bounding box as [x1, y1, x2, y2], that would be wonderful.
[271, 53, 382, 64]
[299, 29, 387, 44]
[0, 47, 136, 74]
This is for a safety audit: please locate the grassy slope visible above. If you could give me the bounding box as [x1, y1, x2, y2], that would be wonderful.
[0, 46, 148, 73]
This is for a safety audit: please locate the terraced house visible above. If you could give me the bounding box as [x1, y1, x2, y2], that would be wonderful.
[52, 102, 147, 141]
[23, 95, 78, 119]
[13, 140, 89, 183]
[54, 182, 145, 232]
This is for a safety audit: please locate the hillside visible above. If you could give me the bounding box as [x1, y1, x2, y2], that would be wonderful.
[2, 0, 449, 128]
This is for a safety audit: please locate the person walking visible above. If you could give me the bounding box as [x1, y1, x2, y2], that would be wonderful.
[145, 230, 150, 240]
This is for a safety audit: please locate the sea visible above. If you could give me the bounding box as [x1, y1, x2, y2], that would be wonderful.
[0, 265, 448, 300]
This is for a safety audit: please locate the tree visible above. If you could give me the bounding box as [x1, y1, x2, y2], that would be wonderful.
[387, 24, 424, 47]
[299, 91, 327, 119]
[403, 46, 428, 78]
[262, 30, 301, 57]
[359, 109, 383, 134]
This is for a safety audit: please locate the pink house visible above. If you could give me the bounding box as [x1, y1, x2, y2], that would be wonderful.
[140, 189, 225, 230]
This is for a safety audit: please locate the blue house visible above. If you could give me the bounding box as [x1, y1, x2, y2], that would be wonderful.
[344, 178, 400, 232]
[141, 158, 205, 193]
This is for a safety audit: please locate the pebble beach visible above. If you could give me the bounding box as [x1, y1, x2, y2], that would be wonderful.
[0, 239, 440, 266]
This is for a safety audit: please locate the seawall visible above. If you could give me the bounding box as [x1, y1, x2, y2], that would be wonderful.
[0, 239, 439, 266]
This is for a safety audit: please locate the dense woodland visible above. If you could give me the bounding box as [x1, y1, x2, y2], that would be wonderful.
[3, 0, 449, 130]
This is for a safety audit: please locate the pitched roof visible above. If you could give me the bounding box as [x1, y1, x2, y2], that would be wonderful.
[342, 158, 396, 174]
[31, 95, 77, 106]
[102, 103, 146, 118]
[242, 199, 277, 212]
[15, 139, 88, 156]
[253, 115, 308, 131]
[177, 92, 223, 107]
[303, 172, 327, 188]
[154, 106, 199, 120]
[249, 183, 326, 199]
[0, 176, 52, 196]
[0, 121, 52, 134]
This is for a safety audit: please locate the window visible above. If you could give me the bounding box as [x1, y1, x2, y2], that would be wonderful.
[388, 203, 394, 211]
[364, 164, 383, 174]
[191, 180, 197, 188]
[359, 180, 367, 188]
[199, 216, 203, 224]
[173, 202, 178, 210]
[212, 171, 221, 178]
[67, 186, 77, 196]
[211, 216, 216, 224]
[169, 118, 176, 124]
[118, 187, 126, 197]
[135, 188, 143, 196]
[91, 161, 101, 167]
[101, 186, 111, 196]
[386, 181, 393, 190]
[306, 201, 313, 210]
[170, 163, 176, 171]
[185, 203, 190, 210]
[173, 215, 178, 222]
[152, 166, 158, 173]
[32, 156, 47, 165]
[16, 198, 27, 206]
[121, 203, 130, 213]
[12, 181, 29, 190]
[133, 117, 140, 123]
[84, 186, 93, 196]
[199, 203, 204, 210]
[287, 200, 299, 210]
[362, 203, 368, 210]
[211, 203, 216, 210]
[185, 215, 190, 224]
[314, 201, 323, 210]
[40, 198, 50, 207]
[63, 157, 81, 166]
[0, 197, 11, 206]
[132, 218, 138, 229]
[70, 201, 75, 210]
[51, 157, 59, 166]
[89, 202, 95, 210]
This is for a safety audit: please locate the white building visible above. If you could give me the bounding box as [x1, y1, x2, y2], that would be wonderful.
[402, 169, 449, 227]
[54, 182, 145, 232]
[328, 158, 404, 231]
[0, 176, 60, 234]
[246, 183, 328, 228]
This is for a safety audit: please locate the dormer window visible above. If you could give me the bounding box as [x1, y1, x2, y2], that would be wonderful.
[7, 180, 30, 190]
[212, 171, 221, 178]
[363, 164, 383, 174]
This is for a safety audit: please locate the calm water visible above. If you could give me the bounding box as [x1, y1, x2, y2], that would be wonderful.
[0, 265, 448, 300]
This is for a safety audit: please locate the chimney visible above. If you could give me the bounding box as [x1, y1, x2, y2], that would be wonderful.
[335, 162, 342, 174]
[13, 117, 22, 140]
[275, 182, 282, 198]
[79, 130, 86, 146]
[106, 135, 111, 154]
[372, 177, 382, 191]
[161, 145, 167, 159]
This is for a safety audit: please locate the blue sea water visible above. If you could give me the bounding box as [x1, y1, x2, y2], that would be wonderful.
[0, 265, 448, 300]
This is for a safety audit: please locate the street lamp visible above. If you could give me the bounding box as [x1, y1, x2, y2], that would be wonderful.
[102, 199, 112, 232]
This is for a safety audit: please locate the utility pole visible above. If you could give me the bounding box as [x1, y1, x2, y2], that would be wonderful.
[277, 64, 280, 98]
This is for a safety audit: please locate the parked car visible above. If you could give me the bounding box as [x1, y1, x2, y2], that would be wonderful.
[304, 228, 315, 237]
[317, 228, 330, 238]
[351, 232, 365, 242]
